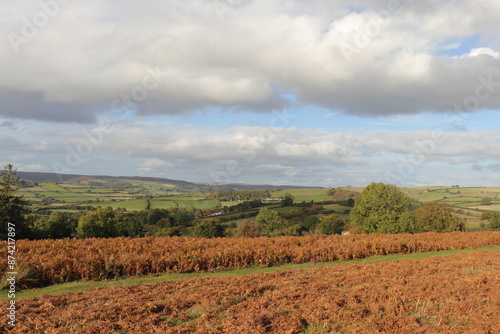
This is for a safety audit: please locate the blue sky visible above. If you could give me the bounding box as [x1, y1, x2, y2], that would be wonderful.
[1, 0, 500, 187]
[435, 35, 479, 57]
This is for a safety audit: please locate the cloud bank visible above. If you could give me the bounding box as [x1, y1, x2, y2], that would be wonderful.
[2, 117, 500, 186]
[1, 0, 499, 122]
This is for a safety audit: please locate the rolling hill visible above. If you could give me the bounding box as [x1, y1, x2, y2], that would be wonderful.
[17, 171, 321, 191]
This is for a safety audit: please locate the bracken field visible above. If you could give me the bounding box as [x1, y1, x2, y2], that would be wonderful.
[1, 249, 499, 333]
[2, 232, 500, 287]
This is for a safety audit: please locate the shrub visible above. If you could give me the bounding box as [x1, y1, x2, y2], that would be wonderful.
[481, 212, 492, 220]
[480, 197, 492, 205]
[413, 203, 465, 232]
[235, 220, 261, 238]
[490, 213, 500, 231]
[193, 219, 225, 238]
[316, 214, 344, 235]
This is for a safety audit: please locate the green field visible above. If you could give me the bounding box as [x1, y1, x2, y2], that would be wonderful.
[40, 183, 70, 192]
[82, 198, 220, 211]
[152, 199, 219, 210]
[88, 199, 148, 210]
[17, 176, 500, 230]
[269, 206, 298, 214]
[19, 178, 339, 214]
[404, 186, 500, 207]
[271, 188, 331, 202]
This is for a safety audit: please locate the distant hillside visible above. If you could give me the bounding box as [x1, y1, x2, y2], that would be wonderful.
[17, 171, 321, 191]
[17, 171, 85, 183]
[16, 172, 196, 187]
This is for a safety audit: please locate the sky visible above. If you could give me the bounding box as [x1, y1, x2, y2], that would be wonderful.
[1, 0, 500, 187]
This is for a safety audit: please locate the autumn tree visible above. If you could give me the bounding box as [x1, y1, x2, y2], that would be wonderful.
[480, 212, 492, 220]
[234, 220, 261, 238]
[480, 197, 492, 205]
[412, 202, 465, 232]
[350, 183, 414, 233]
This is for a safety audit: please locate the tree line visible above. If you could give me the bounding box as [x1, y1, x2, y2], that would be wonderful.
[2, 165, 500, 240]
[350, 183, 466, 233]
[207, 189, 271, 201]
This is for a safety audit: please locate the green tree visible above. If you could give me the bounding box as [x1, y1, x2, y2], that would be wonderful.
[145, 197, 152, 210]
[146, 209, 170, 225]
[316, 213, 344, 235]
[0, 164, 29, 238]
[280, 193, 294, 207]
[193, 219, 225, 238]
[173, 208, 195, 226]
[490, 212, 500, 231]
[345, 198, 355, 207]
[116, 214, 144, 237]
[412, 202, 464, 232]
[36, 211, 77, 239]
[76, 207, 118, 238]
[301, 215, 320, 232]
[255, 207, 285, 235]
[350, 183, 413, 234]
[0, 164, 20, 196]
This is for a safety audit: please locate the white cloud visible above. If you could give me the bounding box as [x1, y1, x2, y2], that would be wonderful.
[1, 0, 500, 122]
[2, 1, 500, 187]
[137, 158, 176, 172]
[2, 115, 500, 185]
[467, 48, 500, 59]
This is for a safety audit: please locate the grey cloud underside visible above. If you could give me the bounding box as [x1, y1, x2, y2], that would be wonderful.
[298, 56, 500, 117]
[0, 134, 24, 150]
[0, 91, 98, 123]
[473, 163, 500, 173]
[0, 120, 17, 130]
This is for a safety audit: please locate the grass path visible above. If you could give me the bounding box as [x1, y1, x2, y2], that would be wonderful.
[5, 245, 500, 301]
